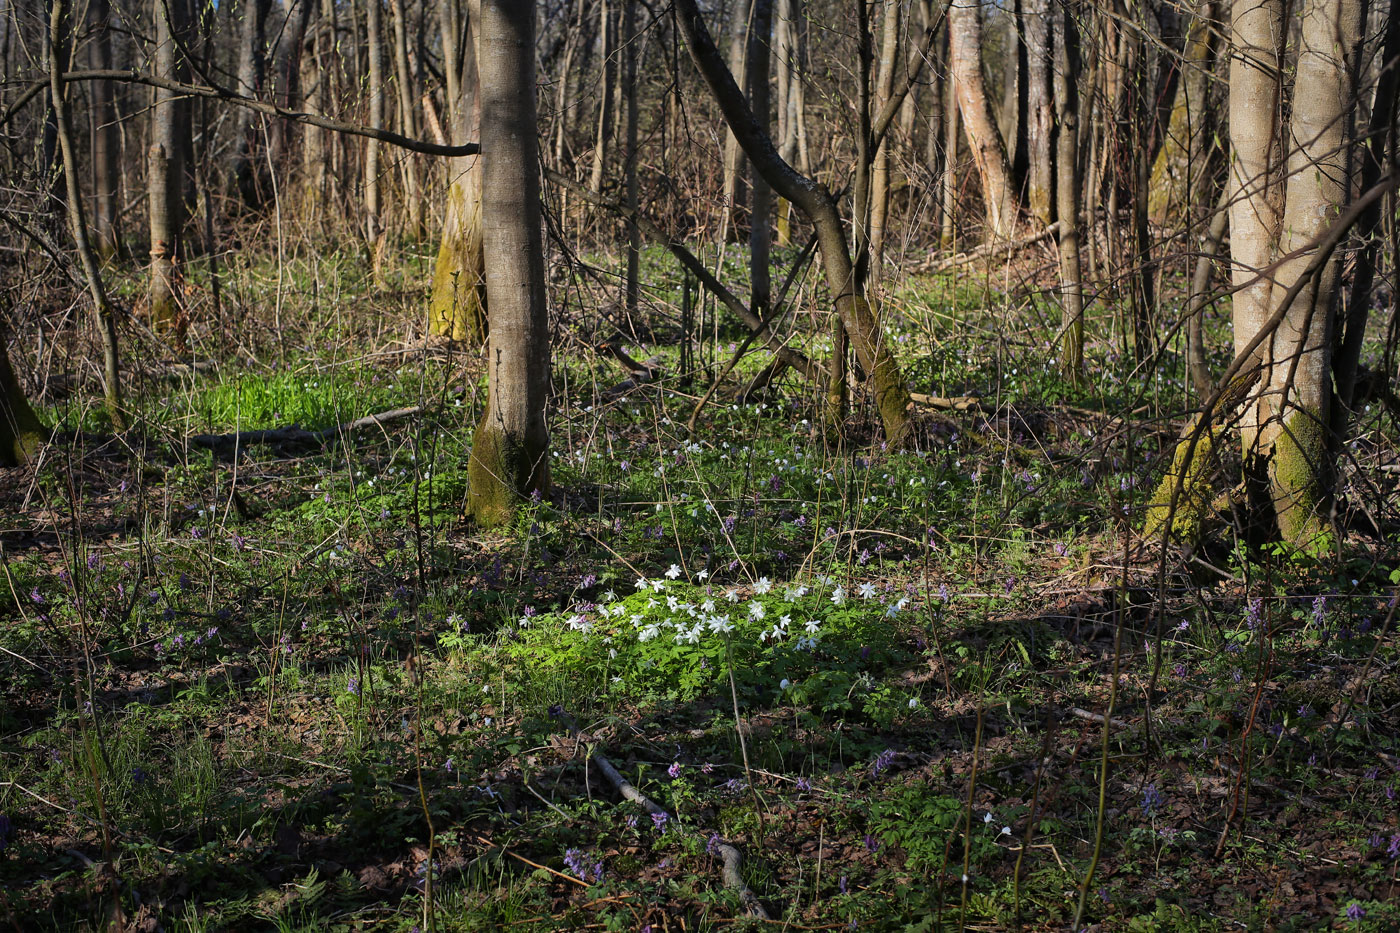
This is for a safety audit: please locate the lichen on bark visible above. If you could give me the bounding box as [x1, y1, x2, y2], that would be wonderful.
[429, 181, 487, 342]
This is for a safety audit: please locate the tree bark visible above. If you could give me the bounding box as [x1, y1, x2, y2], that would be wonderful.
[589, 0, 618, 196]
[390, 0, 425, 237]
[1054, 0, 1083, 385]
[746, 0, 773, 315]
[867, 0, 901, 275]
[0, 322, 45, 466]
[428, 0, 486, 340]
[148, 0, 187, 334]
[948, 0, 1016, 240]
[232, 0, 271, 207]
[1259, 0, 1363, 547]
[623, 0, 642, 320]
[1022, 0, 1053, 225]
[89, 0, 121, 260]
[50, 0, 123, 423]
[365, 0, 386, 278]
[467, 0, 552, 526]
[720, 0, 751, 242]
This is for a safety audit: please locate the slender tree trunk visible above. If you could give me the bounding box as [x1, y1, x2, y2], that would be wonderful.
[429, 0, 486, 340]
[149, 0, 187, 334]
[1054, 0, 1083, 384]
[746, 0, 772, 315]
[51, 0, 123, 423]
[720, 0, 751, 242]
[589, 0, 618, 195]
[89, 0, 121, 260]
[949, 0, 1015, 239]
[773, 0, 796, 244]
[467, 0, 552, 526]
[925, 6, 945, 236]
[867, 0, 901, 276]
[623, 0, 641, 320]
[232, 0, 270, 207]
[390, 0, 424, 237]
[1023, 0, 1053, 225]
[365, 0, 386, 277]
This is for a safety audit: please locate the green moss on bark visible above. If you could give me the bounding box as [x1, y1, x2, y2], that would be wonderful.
[428, 184, 487, 343]
[0, 346, 45, 466]
[466, 418, 550, 528]
[1269, 408, 1332, 552]
[1143, 422, 1219, 543]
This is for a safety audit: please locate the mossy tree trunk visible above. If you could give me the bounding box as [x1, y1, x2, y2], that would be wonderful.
[429, 0, 486, 342]
[0, 326, 45, 466]
[466, 0, 551, 527]
[1256, 0, 1362, 549]
[1149, 0, 1362, 551]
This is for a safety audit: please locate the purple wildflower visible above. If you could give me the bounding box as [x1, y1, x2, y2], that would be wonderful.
[872, 748, 896, 774]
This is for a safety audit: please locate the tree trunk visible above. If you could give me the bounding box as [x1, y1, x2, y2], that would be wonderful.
[867, 0, 901, 275]
[0, 323, 45, 466]
[1023, 0, 1053, 225]
[925, 5, 945, 236]
[232, 0, 271, 208]
[89, 0, 121, 260]
[50, 0, 123, 423]
[467, 0, 552, 526]
[149, 0, 187, 334]
[720, 0, 751, 242]
[390, 0, 425, 237]
[429, 0, 486, 341]
[940, 23, 958, 247]
[623, 0, 642, 320]
[675, 0, 912, 444]
[365, 0, 386, 277]
[1226, 0, 1285, 451]
[746, 0, 773, 315]
[1054, 0, 1083, 384]
[948, 0, 1015, 240]
[589, 0, 618, 196]
[1258, 0, 1363, 547]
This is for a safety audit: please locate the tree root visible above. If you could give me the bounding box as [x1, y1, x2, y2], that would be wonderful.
[558, 712, 771, 920]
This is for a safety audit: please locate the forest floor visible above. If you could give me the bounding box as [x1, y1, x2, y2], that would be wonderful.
[2, 244, 1399, 931]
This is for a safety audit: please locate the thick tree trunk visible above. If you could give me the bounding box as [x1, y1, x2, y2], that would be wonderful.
[89, 0, 121, 260]
[675, 0, 912, 444]
[1259, 0, 1362, 547]
[1226, 0, 1286, 450]
[1054, 1, 1083, 384]
[948, 0, 1015, 240]
[148, 0, 186, 334]
[467, 0, 552, 526]
[429, 0, 486, 341]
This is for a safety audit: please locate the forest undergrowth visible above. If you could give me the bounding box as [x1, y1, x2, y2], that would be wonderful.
[2, 242, 1399, 932]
